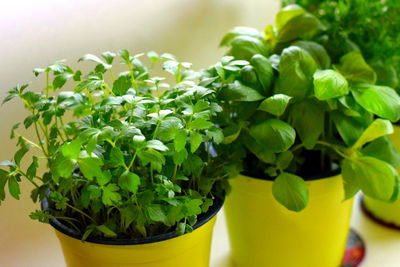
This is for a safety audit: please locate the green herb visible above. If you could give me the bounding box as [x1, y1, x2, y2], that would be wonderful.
[203, 6, 400, 212]
[1, 50, 228, 239]
[282, 0, 400, 89]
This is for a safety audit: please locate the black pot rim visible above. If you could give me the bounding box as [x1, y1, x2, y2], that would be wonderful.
[240, 168, 341, 182]
[41, 196, 224, 245]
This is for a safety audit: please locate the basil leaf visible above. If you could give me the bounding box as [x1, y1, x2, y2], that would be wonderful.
[249, 118, 295, 153]
[276, 46, 317, 98]
[352, 119, 393, 149]
[290, 99, 324, 149]
[343, 157, 397, 201]
[336, 51, 376, 83]
[276, 4, 306, 31]
[351, 84, 400, 122]
[272, 172, 308, 212]
[258, 94, 292, 116]
[313, 70, 348, 100]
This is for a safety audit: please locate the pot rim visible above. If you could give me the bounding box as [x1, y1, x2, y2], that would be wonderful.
[41, 196, 224, 245]
[240, 168, 341, 182]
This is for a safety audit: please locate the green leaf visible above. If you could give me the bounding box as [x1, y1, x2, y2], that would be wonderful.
[275, 46, 317, 98]
[342, 157, 396, 201]
[249, 119, 296, 153]
[371, 62, 399, 88]
[190, 118, 213, 130]
[158, 117, 183, 141]
[207, 127, 224, 144]
[341, 159, 361, 200]
[352, 119, 393, 149]
[220, 27, 263, 47]
[109, 147, 126, 167]
[147, 204, 168, 224]
[61, 139, 82, 160]
[362, 137, 400, 168]
[174, 130, 187, 152]
[0, 170, 7, 201]
[8, 176, 20, 200]
[277, 13, 324, 43]
[97, 225, 117, 238]
[229, 36, 269, 61]
[219, 81, 264, 102]
[313, 70, 349, 100]
[146, 140, 169, 152]
[222, 125, 241, 144]
[250, 54, 273, 94]
[118, 171, 141, 193]
[78, 156, 104, 181]
[112, 75, 132, 96]
[14, 143, 30, 166]
[272, 172, 308, 212]
[351, 84, 400, 122]
[54, 155, 76, 179]
[102, 183, 121, 206]
[101, 51, 116, 64]
[290, 99, 324, 149]
[276, 151, 294, 170]
[336, 51, 376, 83]
[26, 156, 38, 180]
[173, 148, 188, 165]
[190, 132, 203, 153]
[276, 4, 306, 31]
[258, 94, 292, 116]
[53, 73, 73, 89]
[293, 41, 331, 69]
[244, 135, 276, 164]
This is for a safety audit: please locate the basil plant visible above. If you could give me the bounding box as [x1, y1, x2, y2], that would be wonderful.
[201, 5, 400, 211]
[281, 1, 400, 89]
[0, 50, 229, 239]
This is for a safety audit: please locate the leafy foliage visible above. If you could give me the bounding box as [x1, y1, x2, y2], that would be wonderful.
[203, 5, 400, 211]
[1, 50, 228, 239]
[282, 0, 400, 90]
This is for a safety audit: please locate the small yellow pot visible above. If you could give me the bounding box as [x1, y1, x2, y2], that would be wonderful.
[224, 173, 353, 267]
[44, 198, 223, 267]
[363, 125, 400, 227]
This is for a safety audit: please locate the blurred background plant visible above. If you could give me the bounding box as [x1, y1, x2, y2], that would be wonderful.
[282, 0, 400, 90]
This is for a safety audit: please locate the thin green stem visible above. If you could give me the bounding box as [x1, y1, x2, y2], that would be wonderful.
[65, 203, 97, 224]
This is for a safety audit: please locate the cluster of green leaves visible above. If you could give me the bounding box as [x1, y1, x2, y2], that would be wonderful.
[1, 50, 228, 239]
[282, 0, 400, 89]
[202, 5, 400, 212]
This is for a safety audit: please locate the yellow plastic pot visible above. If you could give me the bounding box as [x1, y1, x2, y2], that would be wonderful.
[224, 173, 353, 267]
[363, 125, 400, 227]
[44, 198, 223, 267]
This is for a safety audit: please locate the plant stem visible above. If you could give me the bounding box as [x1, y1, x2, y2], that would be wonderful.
[66, 203, 97, 224]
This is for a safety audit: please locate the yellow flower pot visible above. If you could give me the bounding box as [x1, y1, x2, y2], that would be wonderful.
[363, 125, 400, 227]
[44, 198, 223, 267]
[224, 173, 353, 267]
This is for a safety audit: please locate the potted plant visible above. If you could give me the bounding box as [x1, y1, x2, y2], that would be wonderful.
[0, 50, 228, 267]
[201, 5, 400, 267]
[283, 0, 400, 228]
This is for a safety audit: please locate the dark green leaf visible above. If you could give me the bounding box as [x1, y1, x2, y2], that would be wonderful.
[118, 171, 140, 193]
[249, 118, 296, 153]
[290, 99, 324, 149]
[219, 81, 264, 102]
[336, 51, 376, 83]
[275, 46, 317, 98]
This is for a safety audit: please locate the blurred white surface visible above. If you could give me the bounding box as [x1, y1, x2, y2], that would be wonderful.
[1, 1, 400, 267]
